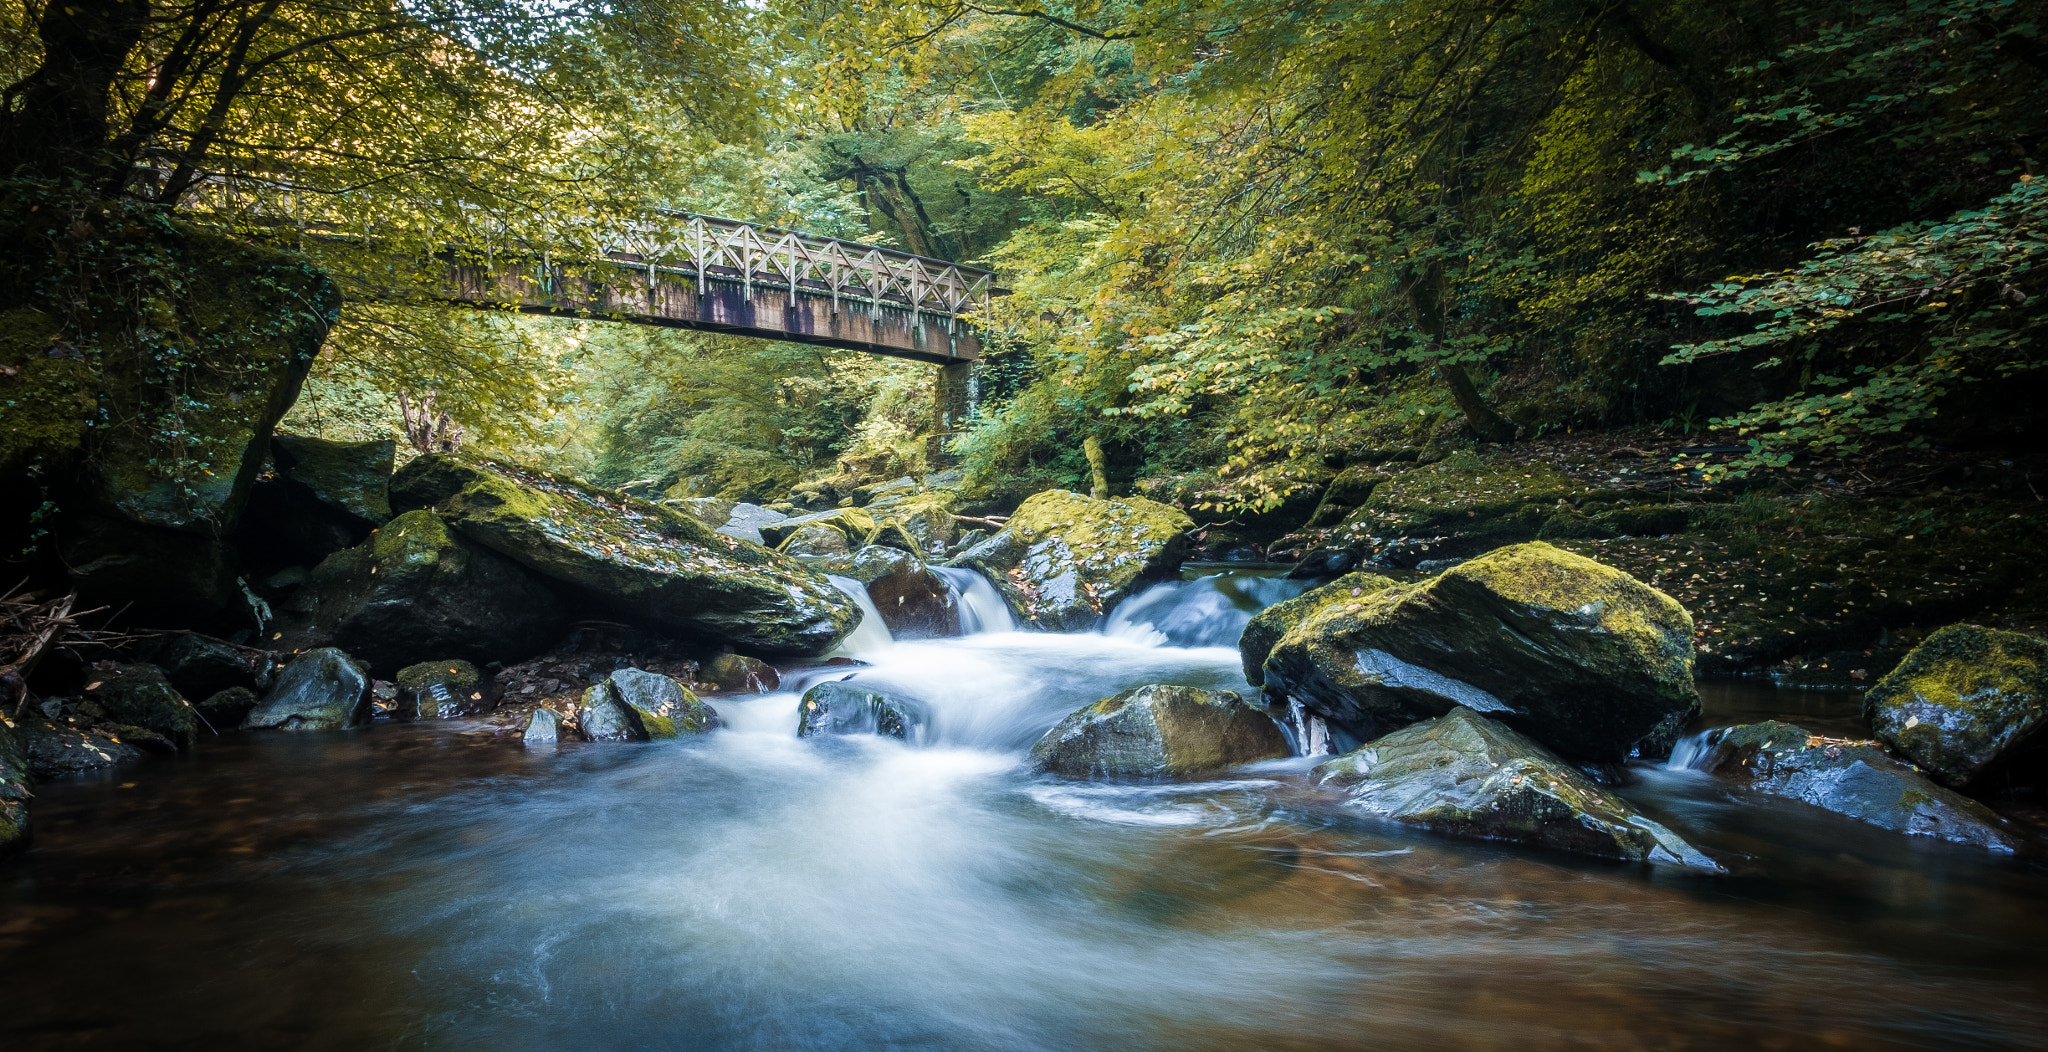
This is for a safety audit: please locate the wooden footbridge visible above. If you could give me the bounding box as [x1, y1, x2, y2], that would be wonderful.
[438, 213, 999, 365]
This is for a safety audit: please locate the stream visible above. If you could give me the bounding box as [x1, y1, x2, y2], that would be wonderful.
[4, 569, 2047, 1050]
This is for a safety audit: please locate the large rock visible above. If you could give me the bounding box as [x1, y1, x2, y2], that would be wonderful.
[0, 714, 31, 856]
[577, 685, 648, 742]
[719, 503, 789, 546]
[86, 663, 198, 752]
[273, 509, 567, 675]
[871, 492, 956, 555]
[1239, 572, 1399, 687]
[60, 513, 240, 622]
[1031, 684, 1290, 778]
[396, 659, 493, 720]
[1678, 720, 2017, 852]
[272, 433, 395, 527]
[762, 507, 878, 550]
[588, 668, 720, 737]
[1262, 542, 1698, 761]
[953, 490, 1193, 632]
[797, 680, 926, 740]
[391, 456, 859, 655]
[1316, 707, 1718, 867]
[1863, 624, 2048, 789]
[242, 648, 372, 730]
[18, 717, 145, 777]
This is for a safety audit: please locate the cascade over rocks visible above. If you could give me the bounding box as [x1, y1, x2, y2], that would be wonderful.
[953, 489, 1193, 632]
[392, 455, 859, 654]
[243, 648, 373, 731]
[1678, 720, 2017, 852]
[816, 546, 959, 638]
[1863, 624, 2048, 790]
[274, 509, 566, 675]
[86, 663, 198, 752]
[1262, 542, 1699, 761]
[1239, 571, 1400, 687]
[1315, 707, 1718, 868]
[797, 680, 926, 740]
[1031, 684, 1291, 778]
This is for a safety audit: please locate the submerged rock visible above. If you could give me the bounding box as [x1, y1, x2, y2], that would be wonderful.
[1031, 684, 1291, 778]
[587, 669, 720, 738]
[392, 455, 859, 655]
[703, 650, 780, 693]
[274, 509, 567, 675]
[86, 663, 197, 752]
[1239, 572, 1399, 687]
[1316, 707, 1718, 868]
[0, 715, 32, 855]
[397, 659, 492, 720]
[19, 716, 145, 777]
[1679, 720, 2016, 851]
[1863, 624, 2048, 790]
[797, 680, 926, 740]
[1263, 542, 1698, 761]
[243, 648, 373, 731]
[954, 489, 1193, 632]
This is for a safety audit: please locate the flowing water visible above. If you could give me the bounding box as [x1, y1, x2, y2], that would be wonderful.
[5, 570, 2048, 1050]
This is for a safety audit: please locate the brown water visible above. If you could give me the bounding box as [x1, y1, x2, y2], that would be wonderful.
[3, 624, 2046, 1051]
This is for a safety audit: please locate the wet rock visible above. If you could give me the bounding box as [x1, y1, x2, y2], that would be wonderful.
[797, 680, 926, 740]
[392, 455, 858, 655]
[243, 648, 372, 731]
[86, 663, 198, 752]
[396, 659, 492, 720]
[19, 716, 145, 777]
[820, 547, 959, 639]
[1316, 707, 1718, 868]
[196, 686, 259, 729]
[761, 507, 878, 550]
[1863, 624, 2048, 790]
[589, 668, 720, 737]
[577, 685, 649, 742]
[272, 433, 395, 527]
[953, 489, 1193, 632]
[1263, 541, 1698, 762]
[1031, 684, 1291, 778]
[0, 715, 31, 855]
[1679, 720, 2016, 851]
[149, 634, 272, 698]
[783, 522, 851, 557]
[1239, 572, 1399, 687]
[719, 503, 788, 545]
[523, 706, 564, 744]
[96, 721, 177, 754]
[704, 650, 780, 693]
[273, 509, 567, 675]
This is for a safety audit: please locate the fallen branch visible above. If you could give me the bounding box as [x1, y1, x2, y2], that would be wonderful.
[953, 515, 1009, 531]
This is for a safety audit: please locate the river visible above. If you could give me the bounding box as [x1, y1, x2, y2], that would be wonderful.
[3, 569, 2046, 1050]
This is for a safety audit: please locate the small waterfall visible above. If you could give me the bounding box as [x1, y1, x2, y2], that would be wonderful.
[1665, 728, 1721, 771]
[931, 566, 1017, 634]
[1286, 698, 1334, 757]
[1102, 573, 1311, 649]
[826, 574, 896, 658]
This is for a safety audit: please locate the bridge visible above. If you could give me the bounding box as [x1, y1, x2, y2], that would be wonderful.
[438, 213, 1000, 366]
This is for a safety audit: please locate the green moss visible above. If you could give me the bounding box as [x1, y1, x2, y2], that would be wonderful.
[396, 659, 480, 694]
[1009, 489, 1192, 547]
[1355, 451, 1587, 533]
[1864, 623, 2048, 785]
[1242, 571, 1400, 686]
[0, 307, 98, 473]
[371, 509, 456, 567]
[1446, 541, 1696, 673]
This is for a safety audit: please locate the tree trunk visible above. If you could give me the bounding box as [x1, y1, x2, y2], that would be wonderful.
[0, 0, 149, 183]
[1083, 435, 1111, 499]
[1405, 261, 1517, 443]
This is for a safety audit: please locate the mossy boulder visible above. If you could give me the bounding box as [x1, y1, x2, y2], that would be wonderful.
[273, 509, 566, 676]
[392, 455, 859, 655]
[1315, 707, 1718, 868]
[953, 489, 1193, 632]
[243, 648, 372, 731]
[1031, 684, 1291, 778]
[1863, 625, 2048, 790]
[271, 433, 395, 527]
[0, 713, 30, 856]
[1302, 464, 1387, 529]
[1239, 572, 1400, 687]
[783, 522, 851, 556]
[85, 663, 198, 752]
[1263, 542, 1699, 761]
[762, 507, 878, 550]
[797, 680, 926, 740]
[19, 716, 145, 777]
[703, 650, 780, 693]
[586, 668, 720, 738]
[396, 659, 493, 720]
[1678, 720, 2016, 851]
[872, 492, 957, 555]
[0, 306, 98, 479]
